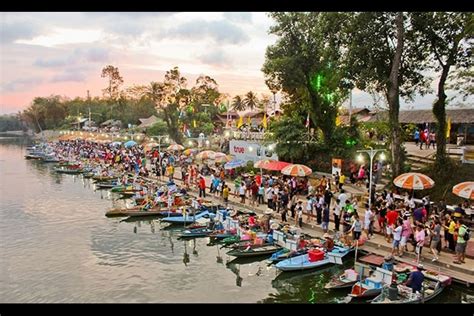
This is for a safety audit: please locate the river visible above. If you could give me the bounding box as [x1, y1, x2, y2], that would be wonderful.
[0, 137, 471, 303]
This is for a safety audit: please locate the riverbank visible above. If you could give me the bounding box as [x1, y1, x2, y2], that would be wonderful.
[148, 171, 474, 287]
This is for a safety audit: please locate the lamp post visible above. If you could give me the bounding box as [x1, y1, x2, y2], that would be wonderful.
[356, 147, 386, 209]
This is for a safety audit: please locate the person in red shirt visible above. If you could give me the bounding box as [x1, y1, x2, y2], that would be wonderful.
[386, 207, 399, 243]
[255, 174, 262, 187]
[198, 175, 206, 198]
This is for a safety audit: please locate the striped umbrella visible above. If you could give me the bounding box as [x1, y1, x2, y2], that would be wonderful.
[195, 150, 216, 160]
[254, 159, 275, 169]
[224, 159, 247, 170]
[393, 172, 434, 190]
[452, 182, 474, 200]
[167, 144, 185, 151]
[281, 164, 312, 177]
[144, 142, 159, 152]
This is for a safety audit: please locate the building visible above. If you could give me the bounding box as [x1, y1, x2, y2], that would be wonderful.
[366, 108, 474, 144]
[138, 115, 160, 129]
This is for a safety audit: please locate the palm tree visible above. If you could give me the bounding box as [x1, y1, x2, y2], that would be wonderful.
[231, 95, 245, 111]
[243, 91, 259, 111]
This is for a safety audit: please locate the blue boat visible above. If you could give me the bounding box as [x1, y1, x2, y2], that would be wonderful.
[178, 227, 213, 238]
[161, 210, 214, 224]
[267, 248, 308, 264]
[275, 246, 352, 272]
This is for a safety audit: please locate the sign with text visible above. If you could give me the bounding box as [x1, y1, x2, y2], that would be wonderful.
[229, 140, 278, 163]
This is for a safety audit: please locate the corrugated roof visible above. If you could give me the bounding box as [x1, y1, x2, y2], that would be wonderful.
[366, 108, 474, 124]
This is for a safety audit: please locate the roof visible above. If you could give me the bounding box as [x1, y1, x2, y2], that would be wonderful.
[138, 115, 159, 128]
[366, 109, 474, 124]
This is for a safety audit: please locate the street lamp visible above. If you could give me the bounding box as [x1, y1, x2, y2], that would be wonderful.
[356, 146, 386, 210]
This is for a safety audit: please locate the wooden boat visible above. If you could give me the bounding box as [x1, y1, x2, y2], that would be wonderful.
[82, 172, 95, 178]
[371, 272, 451, 304]
[54, 166, 84, 174]
[110, 185, 141, 193]
[24, 154, 43, 160]
[105, 206, 161, 217]
[226, 244, 282, 258]
[93, 176, 116, 182]
[218, 235, 241, 245]
[161, 210, 214, 224]
[94, 182, 119, 189]
[325, 262, 372, 290]
[275, 246, 351, 272]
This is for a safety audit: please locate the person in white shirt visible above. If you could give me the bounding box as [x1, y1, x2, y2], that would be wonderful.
[364, 207, 374, 239]
[239, 183, 246, 204]
[338, 190, 348, 209]
[392, 219, 403, 256]
[306, 196, 314, 222]
[266, 186, 274, 209]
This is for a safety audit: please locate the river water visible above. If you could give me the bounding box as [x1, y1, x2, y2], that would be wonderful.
[0, 137, 472, 303]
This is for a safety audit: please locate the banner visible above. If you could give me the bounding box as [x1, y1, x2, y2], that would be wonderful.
[332, 158, 343, 176]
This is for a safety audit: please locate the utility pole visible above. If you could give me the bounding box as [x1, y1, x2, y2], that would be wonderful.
[349, 89, 352, 126]
[356, 147, 386, 209]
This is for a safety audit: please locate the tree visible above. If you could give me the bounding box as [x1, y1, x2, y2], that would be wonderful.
[262, 12, 351, 146]
[101, 65, 124, 101]
[243, 91, 259, 111]
[231, 95, 245, 111]
[412, 12, 473, 169]
[140, 67, 188, 144]
[346, 13, 430, 178]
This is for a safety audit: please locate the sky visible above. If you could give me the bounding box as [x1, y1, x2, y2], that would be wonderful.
[0, 12, 471, 114]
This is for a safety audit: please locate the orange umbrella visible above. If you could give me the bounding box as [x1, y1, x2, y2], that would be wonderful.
[452, 182, 474, 200]
[254, 159, 275, 169]
[393, 172, 434, 190]
[281, 164, 312, 177]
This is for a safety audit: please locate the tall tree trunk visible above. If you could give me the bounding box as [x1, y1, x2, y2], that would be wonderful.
[163, 105, 183, 145]
[433, 64, 451, 169]
[387, 12, 405, 179]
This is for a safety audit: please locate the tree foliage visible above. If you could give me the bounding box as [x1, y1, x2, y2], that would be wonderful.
[101, 65, 124, 100]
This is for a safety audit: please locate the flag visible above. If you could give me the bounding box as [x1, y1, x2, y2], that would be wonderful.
[193, 120, 197, 128]
[305, 113, 310, 128]
[237, 116, 243, 128]
[335, 115, 342, 126]
[446, 117, 451, 139]
[262, 113, 268, 129]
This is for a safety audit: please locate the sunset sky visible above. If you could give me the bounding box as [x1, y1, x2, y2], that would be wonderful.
[1, 12, 469, 114]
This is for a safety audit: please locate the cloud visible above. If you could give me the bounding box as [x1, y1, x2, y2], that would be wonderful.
[198, 50, 232, 67]
[1, 77, 44, 92]
[166, 20, 249, 45]
[51, 70, 87, 83]
[0, 20, 44, 44]
[223, 13, 253, 23]
[34, 47, 109, 68]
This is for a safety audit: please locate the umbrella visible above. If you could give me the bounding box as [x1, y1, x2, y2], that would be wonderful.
[254, 159, 276, 169]
[281, 164, 312, 177]
[183, 148, 197, 156]
[111, 141, 122, 147]
[167, 144, 185, 151]
[124, 140, 137, 148]
[215, 155, 232, 164]
[224, 159, 247, 170]
[452, 182, 474, 200]
[393, 172, 434, 190]
[196, 150, 216, 160]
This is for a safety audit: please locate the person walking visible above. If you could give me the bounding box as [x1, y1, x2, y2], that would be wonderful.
[349, 213, 363, 242]
[414, 224, 426, 264]
[198, 175, 206, 198]
[454, 220, 469, 264]
[334, 199, 341, 232]
[322, 203, 330, 233]
[392, 218, 403, 257]
[429, 218, 441, 262]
